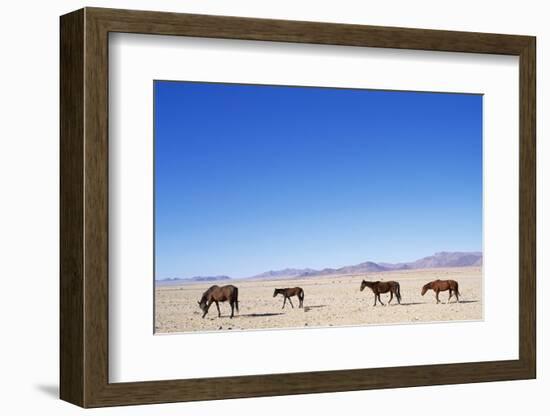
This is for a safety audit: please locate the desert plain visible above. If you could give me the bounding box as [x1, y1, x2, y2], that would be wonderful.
[155, 266, 482, 334]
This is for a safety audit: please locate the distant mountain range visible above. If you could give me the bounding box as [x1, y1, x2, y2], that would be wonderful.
[158, 275, 231, 284]
[246, 251, 482, 280]
[156, 251, 482, 283]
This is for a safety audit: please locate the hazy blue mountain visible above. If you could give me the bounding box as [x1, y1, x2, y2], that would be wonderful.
[336, 261, 390, 273]
[250, 268, 317, 279]
[405, 251, 482, 269]
[157, 275, 231, 284]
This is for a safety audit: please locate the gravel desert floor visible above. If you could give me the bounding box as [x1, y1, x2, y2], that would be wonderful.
[155, 267, 482, 334]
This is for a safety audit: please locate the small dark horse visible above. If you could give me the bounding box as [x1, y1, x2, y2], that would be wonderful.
[273, 287, 304, 309]
[421, 279, 460, 304]
[198, 285, 239, 318]
[360, 280, 401, 306]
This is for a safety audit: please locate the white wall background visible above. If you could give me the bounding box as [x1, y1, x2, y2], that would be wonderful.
[0, 1, 545, 414]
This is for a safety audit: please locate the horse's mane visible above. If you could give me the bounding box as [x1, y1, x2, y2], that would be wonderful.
[200, 285, 220, 302]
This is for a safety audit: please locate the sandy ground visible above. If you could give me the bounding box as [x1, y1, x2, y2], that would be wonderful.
[155, 267, 482, 334]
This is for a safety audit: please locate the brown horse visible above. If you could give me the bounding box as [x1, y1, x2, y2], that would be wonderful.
[198, 285, 239, 318]
[421, 279, 460, 304]
[360, 280, 401, 306]
[273, 287, 304, 309]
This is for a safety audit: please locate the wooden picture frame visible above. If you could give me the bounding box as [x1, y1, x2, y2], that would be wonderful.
[60, 7, 536, 408]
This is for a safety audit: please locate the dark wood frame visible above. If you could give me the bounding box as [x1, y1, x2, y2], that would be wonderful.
[60, 7, 536, 408]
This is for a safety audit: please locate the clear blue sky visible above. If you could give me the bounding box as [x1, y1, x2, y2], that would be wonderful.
[154, 81, 482, 280]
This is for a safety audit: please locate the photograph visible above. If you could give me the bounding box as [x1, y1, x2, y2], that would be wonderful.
[153, 81, 483, 334]
[53, 5, 537, 410]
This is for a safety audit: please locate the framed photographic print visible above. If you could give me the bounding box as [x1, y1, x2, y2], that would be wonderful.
[60, 7, 536, 408]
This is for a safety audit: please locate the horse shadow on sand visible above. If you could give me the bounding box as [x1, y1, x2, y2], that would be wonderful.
[303, 305, 327, 312]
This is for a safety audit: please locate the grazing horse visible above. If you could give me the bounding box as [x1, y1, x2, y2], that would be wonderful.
[360, 280, 401, 306]
[273, 287, 304, 309]
[421, 279, 460, 304]
[198, 285, 239, 318]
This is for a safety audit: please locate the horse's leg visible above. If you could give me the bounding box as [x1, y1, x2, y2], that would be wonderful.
[373, 293, 377, 307]
[378, 293, 384, 306]
[282, 297, 286, 309]
[388, 291, 393, 305]
[202, 300, 212, 318]
[288, 297, 294, 309]
[455, 289, 460, 303]
[435, 289, 440, 304]
[230, 302, 234, 319]
[215, 301, 221, 317]
[448, 290, 452, 303]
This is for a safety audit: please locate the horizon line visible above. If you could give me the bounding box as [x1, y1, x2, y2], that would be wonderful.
[155, 250, 483, 281]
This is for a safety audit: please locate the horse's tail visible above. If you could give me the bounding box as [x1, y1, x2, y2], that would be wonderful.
[396, 283, 402, 302]
[299, 289, 305, 301]
[455, 282, 461, 296]
[234, 287, 239, 312]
